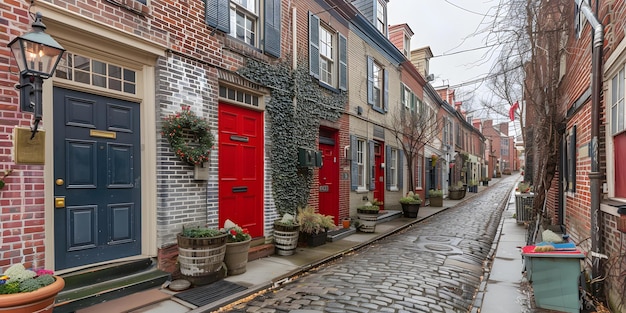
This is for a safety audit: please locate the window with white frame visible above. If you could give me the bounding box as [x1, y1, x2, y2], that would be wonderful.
[230, 0, 257, 46]
[372, 61, 383, 109]
[401, 84, 410, 109]
[357, 138, 367, 189]
[319, 25, 334, 86]
[611, 68, 625, 135]
[416, 154, 423, 189]
[403, 34, 410, 57]
[376, 0, 385, 35]
[390, 148, 398, 188]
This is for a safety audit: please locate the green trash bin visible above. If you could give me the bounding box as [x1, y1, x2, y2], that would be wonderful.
[522, 245, 584, 313]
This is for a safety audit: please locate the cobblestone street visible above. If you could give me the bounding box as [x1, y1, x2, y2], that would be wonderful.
[218, 176, 518, 313]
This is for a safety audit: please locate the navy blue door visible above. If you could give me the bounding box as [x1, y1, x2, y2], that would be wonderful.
[53, 87, 141, 270]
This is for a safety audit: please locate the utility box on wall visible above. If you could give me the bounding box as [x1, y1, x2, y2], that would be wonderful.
[298, 148, 322, 168]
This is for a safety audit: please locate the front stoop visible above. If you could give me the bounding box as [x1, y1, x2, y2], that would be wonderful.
[53, 258, 170, 313]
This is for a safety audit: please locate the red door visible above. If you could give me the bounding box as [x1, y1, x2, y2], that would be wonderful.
[373, 142, 384, 209]
[319, 140, 339, 223]
[219, 103, 264, 238]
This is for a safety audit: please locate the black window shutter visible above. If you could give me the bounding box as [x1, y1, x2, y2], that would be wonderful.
[205, 0, 229, 33]
[367, 56, 374, 105]
[309, 13, 320, 78]
[350, 135, 358, 191]
[338, 33, 347, 91]
[264, 0, 281, 57]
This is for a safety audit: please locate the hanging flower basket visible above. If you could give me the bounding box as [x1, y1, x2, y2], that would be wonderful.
[161, 106, 214, 165]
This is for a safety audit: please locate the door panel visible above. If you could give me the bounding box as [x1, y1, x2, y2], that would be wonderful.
[54, 87, 141, 270]
[319, 139, 339, 223]
[219, 103, 264, 237]
[373, 142, 384, 208]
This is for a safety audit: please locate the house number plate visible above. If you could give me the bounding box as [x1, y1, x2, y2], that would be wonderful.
[319, 185, 329, 192]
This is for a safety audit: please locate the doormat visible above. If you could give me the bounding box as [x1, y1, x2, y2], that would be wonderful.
[173, 280, 248, 307]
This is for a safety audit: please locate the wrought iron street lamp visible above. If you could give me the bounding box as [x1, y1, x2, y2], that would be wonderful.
[8, 12, 65, 138]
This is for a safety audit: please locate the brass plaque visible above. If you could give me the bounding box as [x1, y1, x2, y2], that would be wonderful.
[14, 128, 45, 165]
[90, 129, 116, 139]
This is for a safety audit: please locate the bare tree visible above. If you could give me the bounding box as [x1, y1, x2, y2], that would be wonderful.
[388, 106, 443, 193]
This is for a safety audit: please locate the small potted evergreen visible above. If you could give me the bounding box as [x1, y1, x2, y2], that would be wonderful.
[428, 189, 444, 207]
[356, 202, 380, 232]
[296, 206, 335, 247]
[399, 191, 422, 218]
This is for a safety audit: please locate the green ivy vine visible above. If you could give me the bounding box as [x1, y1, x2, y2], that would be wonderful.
[237, 58, 346, 216]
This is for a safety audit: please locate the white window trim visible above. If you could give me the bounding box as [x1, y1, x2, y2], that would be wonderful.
[230, 0, 258, 46]
[319, 24, 335, 87]
[356, 138, 368, 191]
[372, 61, 383, 110]
[390, 148, 399, 191]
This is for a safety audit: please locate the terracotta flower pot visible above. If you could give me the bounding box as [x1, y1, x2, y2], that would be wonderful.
[0, 275, 65, 313]
[342, 219, 351, 229]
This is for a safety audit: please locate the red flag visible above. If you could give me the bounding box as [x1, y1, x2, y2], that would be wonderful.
[509, 101, 519, 121]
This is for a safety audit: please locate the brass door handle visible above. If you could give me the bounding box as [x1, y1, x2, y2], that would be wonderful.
[55, 179, 64, 186]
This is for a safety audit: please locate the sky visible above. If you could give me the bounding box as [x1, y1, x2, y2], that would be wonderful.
[387, 0, 509, 123]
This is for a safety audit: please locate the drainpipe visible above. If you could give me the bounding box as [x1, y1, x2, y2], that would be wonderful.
[575, 0, 604, 297]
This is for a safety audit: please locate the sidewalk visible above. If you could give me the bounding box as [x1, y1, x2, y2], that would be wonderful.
[479, 186, 531, 313]
[77, 176, 523, 313]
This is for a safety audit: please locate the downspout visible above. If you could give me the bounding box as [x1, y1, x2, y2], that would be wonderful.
[575, 0, 604, 297]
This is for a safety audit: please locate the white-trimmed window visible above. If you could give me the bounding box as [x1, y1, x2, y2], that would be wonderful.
[389, 148, 398, 189]
[403, 34, 410, 57]
[55, 52, 137, 95]
[319, 25, 334, 86]
[376, 0, 385, 35]
[401, 84, 410, 109]
[416, 154, 423, 189]
[372, 61, 383, 109]
[230, 0, 257, 46]
[357, 138, 367, 189]
[611, 68, 625, 135]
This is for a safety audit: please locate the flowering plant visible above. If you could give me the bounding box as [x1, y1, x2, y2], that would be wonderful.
[222, 219, 251, 243]
[0, 169, 13, 190]
[0, 264, 56, 294]
[161, 106, 214, 165]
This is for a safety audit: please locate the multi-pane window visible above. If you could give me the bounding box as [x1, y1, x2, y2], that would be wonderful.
[372, 61, 382, 109]
[230, 0, 257, 45]
[356, 138, 367, 189]
[501, 138, 509, 156]
[401, 84, 410, 109]
[403, 35, 410, 57]
[612, 68, 625, 134]
[55, 52, 136, 95]
[416, 154, 423, 189]
[319, 25, 334, 86]
[376, 0, 385, 35]
[389, 148, 398, 188]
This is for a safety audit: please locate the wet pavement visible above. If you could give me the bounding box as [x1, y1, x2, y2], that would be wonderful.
[216, 178, 516, 313]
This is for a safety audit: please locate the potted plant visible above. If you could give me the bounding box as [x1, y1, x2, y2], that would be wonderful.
[222, 220, 251, 276]
[448, 181, 466, 200]
[468, 180, 478, 193]
[517, 181, 532, 193]
[341, 217, 351, 229]
[399, 191, 422, 218]
[296, 207, 335, 247]
[428, 189, 444, 207]
[481, 176, 489, 186]
[273, 213, 300, 256]
[177, 225, 228, 283]
[356, 202, 380, 233]
[0, 264, 65, 313]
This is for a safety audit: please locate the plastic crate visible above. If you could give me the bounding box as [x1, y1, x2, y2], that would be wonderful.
[515, 193, 535, 223]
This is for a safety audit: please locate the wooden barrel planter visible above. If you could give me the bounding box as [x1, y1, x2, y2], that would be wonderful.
[177, 233, 228, 278]
[357, 208, 378, 233]
[224, 238, 251, 275]
[273, 223, 299, 256]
